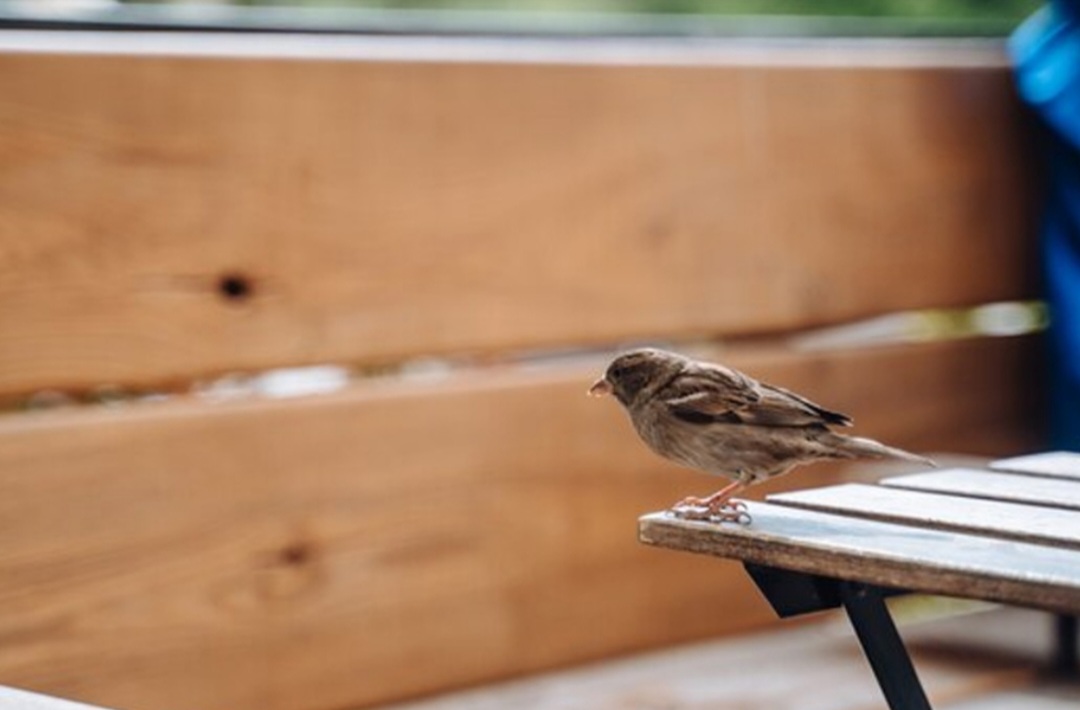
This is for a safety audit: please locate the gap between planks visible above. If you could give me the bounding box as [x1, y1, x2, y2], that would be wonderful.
[767, 483, 1080, 550]
[883, 470, 1080, 512]
[992, 452, 1080, 481]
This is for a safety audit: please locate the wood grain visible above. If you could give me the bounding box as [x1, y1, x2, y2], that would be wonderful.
[0, 336, 1040, 710]
[639, 502, 1080, 614]
[1, 368, 764, 710]
[883, 470, 1080, 511]
[0, 38, 1037, 394]
[768, 483, 1080, 549]
[991, 451, 1080, 481]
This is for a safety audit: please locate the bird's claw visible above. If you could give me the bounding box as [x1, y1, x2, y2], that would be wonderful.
[669, 499, 751, 525]
[669, 504, 710, 521]
[708, 503, 752, 525]
[728, 509, 753, 525]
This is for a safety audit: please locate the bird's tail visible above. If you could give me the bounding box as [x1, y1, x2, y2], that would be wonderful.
[821, 433, 937, 468]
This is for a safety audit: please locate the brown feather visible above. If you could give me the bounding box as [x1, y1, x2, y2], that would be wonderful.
[595, 347, 933, 488]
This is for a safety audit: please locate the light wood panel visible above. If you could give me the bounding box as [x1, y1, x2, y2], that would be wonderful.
[639, 501, 1080, 614]
[0, 37, 1037, 394]
[0, 335, 1041, 710]
[769, 483, 1080, 549]
[992, 451, 1080, 480]
[884, 469, 1080, 510]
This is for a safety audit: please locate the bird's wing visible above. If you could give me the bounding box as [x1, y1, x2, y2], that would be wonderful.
[663, 366, 852, 428]
[735, 382, 853, 428]
[661, 366, 761, 423]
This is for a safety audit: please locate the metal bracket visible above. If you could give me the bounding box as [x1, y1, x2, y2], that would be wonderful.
[838, 580, 933, 710]
[1054, 614, 1078, 676]
[744, 564, 930, 710]
[743, 563, 908, 617]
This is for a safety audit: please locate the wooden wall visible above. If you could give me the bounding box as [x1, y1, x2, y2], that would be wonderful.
[0, 33, 1041, 710]
[0, 37, 1036, 394]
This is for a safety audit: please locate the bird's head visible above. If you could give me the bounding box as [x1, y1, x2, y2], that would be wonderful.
[588, 348, 685, 407]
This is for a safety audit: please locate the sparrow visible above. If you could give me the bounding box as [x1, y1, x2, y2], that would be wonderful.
[589, 348, 935, 523]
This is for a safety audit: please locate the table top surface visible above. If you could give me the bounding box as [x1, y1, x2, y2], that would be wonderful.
[638, 451, 1080, 614]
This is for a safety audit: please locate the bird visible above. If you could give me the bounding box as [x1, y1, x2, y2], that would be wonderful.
[588, 348, 935, 523]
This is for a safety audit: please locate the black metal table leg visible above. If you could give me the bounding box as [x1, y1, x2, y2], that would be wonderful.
[744, 565, 931, 710]
[839, 581, 932, 710]
[1053, 614, 1078, 675]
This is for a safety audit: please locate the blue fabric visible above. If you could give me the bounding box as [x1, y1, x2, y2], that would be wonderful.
[1011, 0, 1080, 449]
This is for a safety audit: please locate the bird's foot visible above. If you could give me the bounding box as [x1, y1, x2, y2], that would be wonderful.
[674, 495, 746, 509]
[712, 499, 748, 513]
[669, 498, 751, 525]
[674, 495, 709, 509]
[710, 500, 752, 525]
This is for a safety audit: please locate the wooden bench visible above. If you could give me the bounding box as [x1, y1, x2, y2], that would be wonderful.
[0, 29, 1045, 710]
[640, 451, 1080, 710]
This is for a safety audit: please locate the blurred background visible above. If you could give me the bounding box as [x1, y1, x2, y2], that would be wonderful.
[0, 0, 1046, 35]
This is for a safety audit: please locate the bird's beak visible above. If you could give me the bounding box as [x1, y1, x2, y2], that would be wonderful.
[588, 377, 613, 397]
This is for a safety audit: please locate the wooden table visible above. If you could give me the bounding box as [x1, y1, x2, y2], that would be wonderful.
[639, 451, 1080, 710]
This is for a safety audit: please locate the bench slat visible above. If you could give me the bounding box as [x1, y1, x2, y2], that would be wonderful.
[768, 483, 1080, 550]
[0, 40, 1036, 394]
[0, 337, 1040, 710]
[639, 503, 1080, 613]
[991, 452, 1080, 481]
[882, 469, 1080, 511]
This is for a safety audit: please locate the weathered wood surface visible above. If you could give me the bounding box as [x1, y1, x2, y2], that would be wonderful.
[0, 337, 1041, 710]
[641, 451, 1080, 630]
[639, 503, 1080, 614]
[991, 451, 1080, 481]
[883, 469, 1080, 511]
[768, 483, 1080, 549]
[0, 36, 1037, 394]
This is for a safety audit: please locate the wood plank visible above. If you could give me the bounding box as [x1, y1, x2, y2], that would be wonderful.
[639, 502, 1080, 613]
[0, 336, 1041, 710]
[768, 483, 1080, 549]
[0, 368, 767, 710]
[884, 469, 1080, 511]
[0, 686, 112, 710]
[0, 35, 1037, 394]
[991, 451, 1080, 481]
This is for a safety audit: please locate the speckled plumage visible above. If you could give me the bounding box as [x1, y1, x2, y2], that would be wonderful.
[590, 348, 934, 520]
